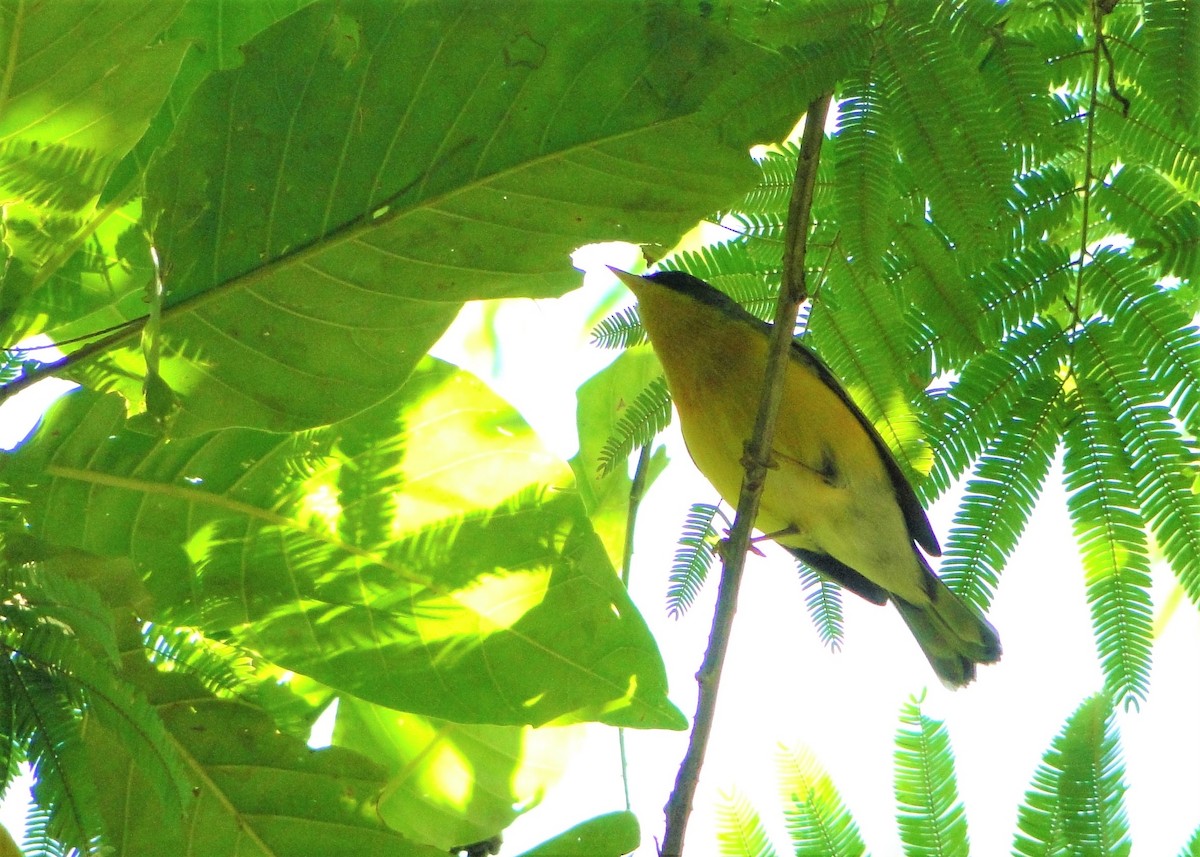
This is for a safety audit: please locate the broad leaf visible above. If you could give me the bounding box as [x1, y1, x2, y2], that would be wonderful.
[0, 0, 187, 222]
[0, 1, 189, 333]
[333, 696, 577, 850]
[0, 360, 684, 730]
[570, 349, 669, 569]
[56, 0, 834, 434]
[517, 811, 640, 857]
[85, 643, 445, 857]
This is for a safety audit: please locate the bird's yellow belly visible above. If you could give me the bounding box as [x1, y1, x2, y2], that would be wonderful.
[676, 387, 925, 602]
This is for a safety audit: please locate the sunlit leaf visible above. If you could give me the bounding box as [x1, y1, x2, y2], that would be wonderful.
[0, 361, 683, 730]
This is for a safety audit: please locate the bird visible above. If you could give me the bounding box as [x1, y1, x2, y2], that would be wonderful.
[608, 267, 1001, 686]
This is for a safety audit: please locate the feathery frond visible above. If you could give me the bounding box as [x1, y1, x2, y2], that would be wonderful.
[666, 503, 721, 619]
[716, 788, 778, 857]
[808, 251, 930, 480]
[1004, 164, 1080, 253]
[741, 143, 803, 216]
[1094, 167, 1200, 284]
[1137, 0, 1200, 130]
[1177, 823, 1200, 857]
[1062, 380, 1154, 710]
[1075, 323, 1200, 606]
[979, 27, 1074, 173]
[143, 625, 249, 698]
[777, 745, 865, 857]
[0, 351, 23, 385]
[661, 241, 782, 321]
[596, 375, 672, 478]
[832, 66, 896, 284]
[16, 626, 188, 820]
[1012, 693, 1130, 857]
[20, 801, 67, 857]
[1, 657, 101, 855]
[941, 378, 1063, 609]
[924, 320, 1067, 499]
[1096, 97, 1200, 193]
[893, 696, 969, 857]
[972, 243, 1075, 342]
[2, 565, 120, 666]
[726, 210, 787, 243]
[796, 562, 845, 652]
[1086, 245, 1200, 445]
[0, 564, 188, 854]
[591, 306, 647, 350]
[890, 221, 981, 366]
[876, 2, 1013, 255]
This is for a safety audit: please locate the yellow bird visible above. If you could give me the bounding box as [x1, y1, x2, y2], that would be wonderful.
[610, 267, 1001, 686]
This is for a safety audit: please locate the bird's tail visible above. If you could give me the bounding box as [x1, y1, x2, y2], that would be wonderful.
[893, 557, 1001, 688]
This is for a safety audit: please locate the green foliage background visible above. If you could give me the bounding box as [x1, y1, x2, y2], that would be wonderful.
[0, 0, 1197, 855]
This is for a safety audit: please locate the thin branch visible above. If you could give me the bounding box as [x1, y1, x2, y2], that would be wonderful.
[659, 91, 833, 857]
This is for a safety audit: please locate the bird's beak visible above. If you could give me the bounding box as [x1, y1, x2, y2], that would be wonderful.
[607, 266, 645, 293]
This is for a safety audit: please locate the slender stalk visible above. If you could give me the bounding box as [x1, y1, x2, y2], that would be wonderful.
[1070, 0, 1105, 334]
[659, 92, 833, 857]
[623, 444, 654, 590]
[619, 443, 654, 812]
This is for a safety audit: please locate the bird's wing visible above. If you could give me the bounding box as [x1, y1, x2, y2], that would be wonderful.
[787, 546, 890, 604]
[789, 340, 941, 557]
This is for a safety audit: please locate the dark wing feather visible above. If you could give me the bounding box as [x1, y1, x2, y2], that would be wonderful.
[788, 547, 890, 605]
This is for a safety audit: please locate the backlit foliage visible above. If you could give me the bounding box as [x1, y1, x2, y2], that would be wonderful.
[0, 0, 1197, 854]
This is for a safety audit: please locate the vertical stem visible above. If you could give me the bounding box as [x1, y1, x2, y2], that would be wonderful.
[658, 92, 833, 857]
[620, 443, 653, 812]
[1071, 0, 1105, 332]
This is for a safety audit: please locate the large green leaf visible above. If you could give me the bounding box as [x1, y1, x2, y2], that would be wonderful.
[85, 639, 445, 857]
[0, 359, 684, 730]
[106, 0, 313, 194]
[517, 811, 640, 857]
[6, 3, 310, 346]
[0, 0, 188, 331]
[0, 0, 186, 217]
[333, 696, 576, 851]
[47, 0, 831, 435]
[570, 348, 669, 568]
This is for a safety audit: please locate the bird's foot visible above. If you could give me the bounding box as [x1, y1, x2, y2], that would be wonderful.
[716, 531, 768, 561]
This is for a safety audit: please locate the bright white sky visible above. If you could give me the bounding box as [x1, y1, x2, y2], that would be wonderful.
[1, 259, 1197, 855]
